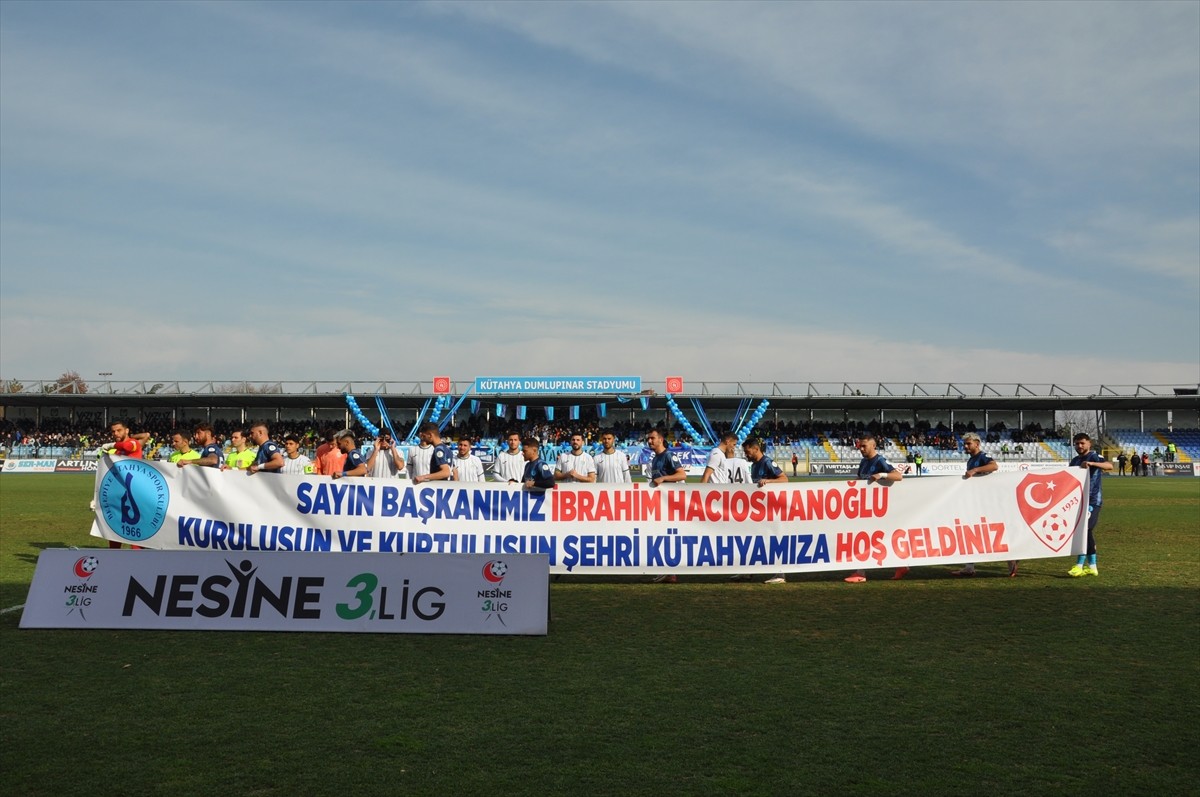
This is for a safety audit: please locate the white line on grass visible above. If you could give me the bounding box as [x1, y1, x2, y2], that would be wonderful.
[1, 604, 25, 615]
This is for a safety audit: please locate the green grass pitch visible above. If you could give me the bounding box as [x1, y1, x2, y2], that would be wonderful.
[1, 474, 1197, 796]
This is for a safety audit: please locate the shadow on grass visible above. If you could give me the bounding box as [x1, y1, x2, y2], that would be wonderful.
[1, 581, 1196, 797]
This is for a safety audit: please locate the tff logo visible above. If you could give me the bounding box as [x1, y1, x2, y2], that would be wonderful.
[1015, 472, 1083, 552]
[665, 376, 684, 394]
[73, 556, 100, 579]
[482, 560, 508, 583]
[432, 376, 451, 394]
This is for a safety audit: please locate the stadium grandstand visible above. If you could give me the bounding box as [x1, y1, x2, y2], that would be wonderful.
[2, 380, 1198, 470]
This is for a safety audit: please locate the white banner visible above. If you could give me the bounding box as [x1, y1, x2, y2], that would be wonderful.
[89, 456, 1088, 574]
[20, 548, 548, 634]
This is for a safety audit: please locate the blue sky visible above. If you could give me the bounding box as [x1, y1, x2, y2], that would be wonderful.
[1, 0, 1197, 387]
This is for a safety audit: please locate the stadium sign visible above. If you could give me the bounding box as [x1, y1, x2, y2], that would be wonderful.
[2, 458, 57, 473]
[55, 459, 98, 473]
[1160, 462, 1197, 477]
[20, 548, 548, 635]
[473, 376, 641, 394]
[88, 458, 1089, 576]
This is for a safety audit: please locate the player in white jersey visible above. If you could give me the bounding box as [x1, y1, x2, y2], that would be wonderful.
[705, 432, 755, 581]
[407, 437, 434, 480]
[593, 429, 631, 483]
[556, 433, 597, 483]
[366, 431, 406, 479]
[701, 432, 739, 483]
[492, 431, 526, 482]
[279, 434, 313, 475]
[453, 438, 485, 482]
[725, 454, 753, 485]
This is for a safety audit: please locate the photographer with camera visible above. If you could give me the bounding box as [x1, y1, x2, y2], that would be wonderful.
[366, 430, 407, 479]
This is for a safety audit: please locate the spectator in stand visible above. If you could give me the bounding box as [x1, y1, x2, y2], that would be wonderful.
[845, 433, 904, 583]
[1141, 451, 1149, 476]
[280, 434, 313, 475]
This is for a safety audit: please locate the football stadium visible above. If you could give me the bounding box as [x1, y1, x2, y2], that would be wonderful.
[1, 378, 1198, 795]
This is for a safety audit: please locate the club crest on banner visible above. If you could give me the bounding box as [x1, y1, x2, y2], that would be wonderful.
[1015, 471, 1084, 552]
[98, 459, 170, 543]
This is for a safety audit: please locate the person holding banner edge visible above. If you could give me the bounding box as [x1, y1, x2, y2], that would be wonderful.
[844, 433, 904, 583]
[744, 437, 790, 584]
[647, 427, 686, 583]
[101, 419, 145, 551]
[180, 423, 223, 469]
[951, 432, 1019, 578]
[1068, 433, 1113, 577]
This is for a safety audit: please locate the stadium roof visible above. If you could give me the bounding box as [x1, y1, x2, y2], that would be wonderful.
[2, 381, 1198, 413]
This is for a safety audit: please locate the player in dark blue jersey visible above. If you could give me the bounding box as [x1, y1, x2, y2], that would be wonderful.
[521, 438, 556, 491]
[845, 433, 904, 583]
[331, 430, 368, 478]
[952, 432, 1013, 577]
[744, 437, 790, 583]
[413, 421, 455, 483]
[647, 428, 687, 487]
[647, 428, 686, 583]
[177, 422, 222, 468]
[1067, 433, 1113, 577]
[247, 423, 285, 474]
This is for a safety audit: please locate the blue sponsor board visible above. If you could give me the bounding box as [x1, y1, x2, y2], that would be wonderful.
[474, 376, 641, 395]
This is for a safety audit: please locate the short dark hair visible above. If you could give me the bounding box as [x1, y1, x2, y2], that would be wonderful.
[284, 433, 300, 444]
[418, 421, 439, 435]
[521, 437, 540, 449]
[193, 422, 214, 435]
[1073, 433, 1091, 443]
[720, 432, 738, 443]
[170, 428, 188, 440]
[743, 437, 763, 451]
